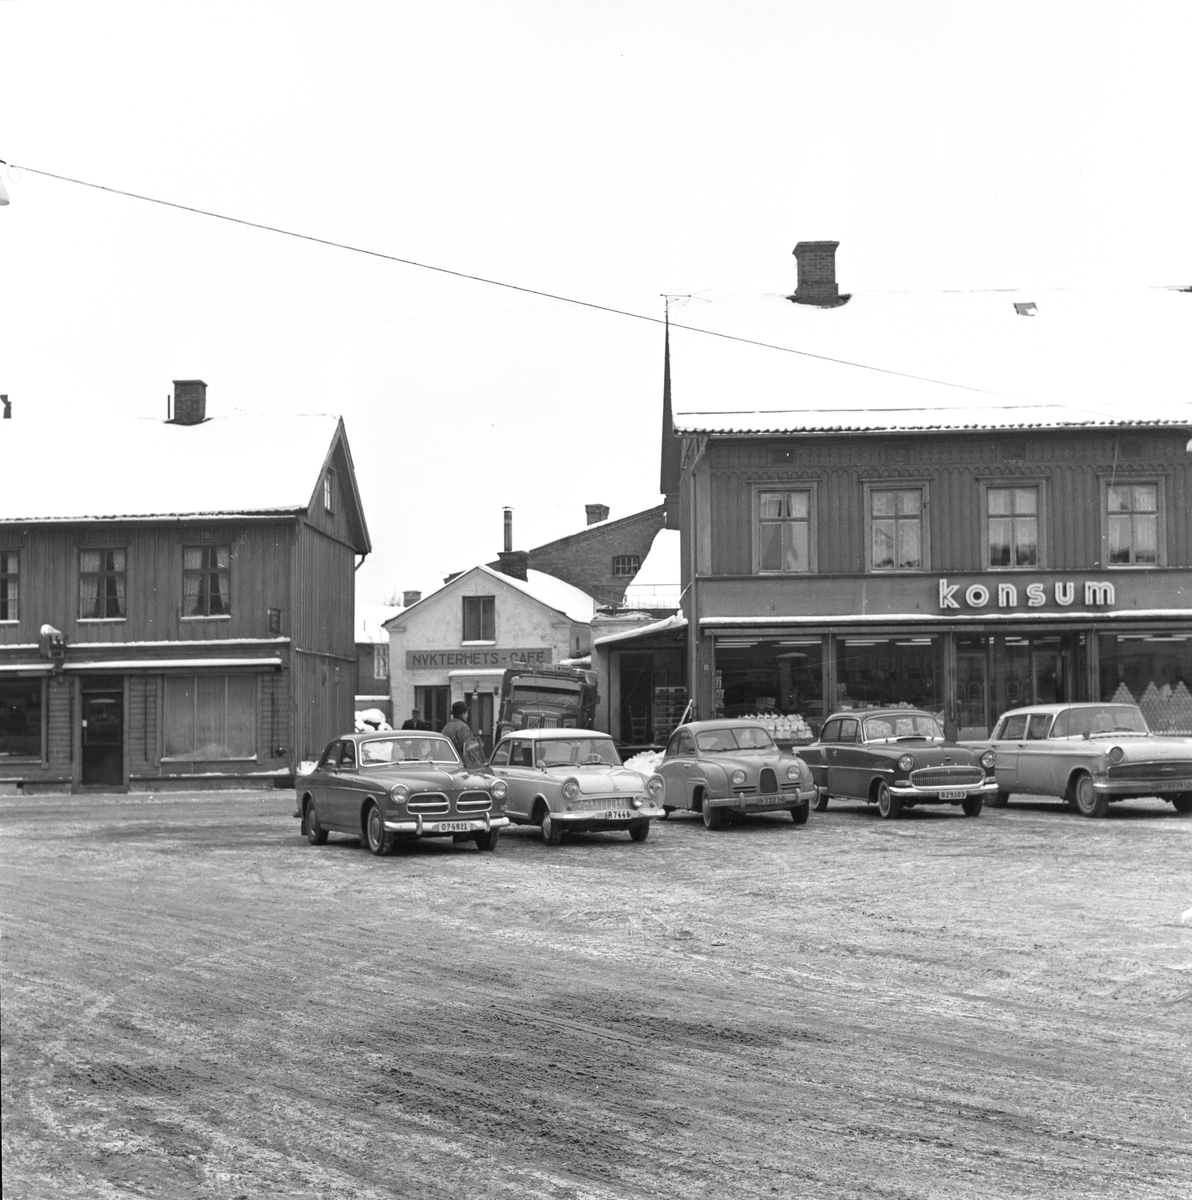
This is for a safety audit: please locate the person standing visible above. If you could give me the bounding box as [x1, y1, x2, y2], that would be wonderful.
[441, 700, 472, 758]
[401, 708, 431, 731]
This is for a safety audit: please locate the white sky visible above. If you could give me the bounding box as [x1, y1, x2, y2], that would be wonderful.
[2, 1, 1189, 603]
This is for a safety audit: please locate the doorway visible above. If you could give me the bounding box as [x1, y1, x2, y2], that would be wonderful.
[81, 677, 124, 787]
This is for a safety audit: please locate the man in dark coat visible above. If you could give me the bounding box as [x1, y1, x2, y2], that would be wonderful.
[441, 700, 472, 758]
[401, 708, 431, 730]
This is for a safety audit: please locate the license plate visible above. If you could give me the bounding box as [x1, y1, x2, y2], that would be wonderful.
[429, 821, 474, 833]
[938, 790, 966, 801]
[1153, 780, 1189, 792]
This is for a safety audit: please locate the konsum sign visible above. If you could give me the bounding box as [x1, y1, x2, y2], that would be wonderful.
[938, 577, 1119, 612]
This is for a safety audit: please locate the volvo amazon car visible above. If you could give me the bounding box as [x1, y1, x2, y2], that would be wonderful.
[798, 709, 996, 818]
[655, 720, 818, 830]
[487, 729, 664, 844]
[296, 732, 509, 854]
[979, 702, 1192, 818]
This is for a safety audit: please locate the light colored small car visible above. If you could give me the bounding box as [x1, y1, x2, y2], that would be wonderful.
[487, 729, 664, 844]
[296, 732, 510, 854]
[656, 720, 818, 829]
[979, 702, 1192, 818]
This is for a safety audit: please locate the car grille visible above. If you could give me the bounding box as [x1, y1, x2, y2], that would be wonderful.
[1107, 762, 1192, 781]
[760, 768, 777, 794]
[407, 793, 449, 815]
[456, 792, 492, 813]
[575, 796, 629, 810]
[909, 766, 984, 788]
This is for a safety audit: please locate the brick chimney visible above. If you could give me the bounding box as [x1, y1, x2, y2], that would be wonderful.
[171, 379, 208, 425]
[585, 503, 610, 525]
[402, 590, 422, 606]
[497, 507, 528, 580]
[790, 242, 849, 308]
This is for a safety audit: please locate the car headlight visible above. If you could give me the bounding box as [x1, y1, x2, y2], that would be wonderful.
[562, 779, 580, 802]
[898, 754, 915, 771]
[490, 779, 508, 799]
[981, 750, 996, 770]
[786, 765, 802, 781]
[646, 775, 664, 798]
[731, 769, 747, 786]
[389, 783, 409, 803]
[1107, 746, 1124, 765]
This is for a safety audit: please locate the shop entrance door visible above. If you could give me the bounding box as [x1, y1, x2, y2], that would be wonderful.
[956, 649, 989, 738]
[469, 692, 494, 756]
[81, 678, 124, 787]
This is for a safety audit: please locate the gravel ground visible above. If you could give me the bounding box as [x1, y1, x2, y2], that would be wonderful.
[2, 789, 1190, 1199]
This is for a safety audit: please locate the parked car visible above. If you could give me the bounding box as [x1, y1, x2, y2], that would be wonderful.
[798, 708, 996, 818]
[978, 702, 1192, 818]
[655, 720, 818, 830]
[296, 732, 509, 854]
[487, 729, 664, 844]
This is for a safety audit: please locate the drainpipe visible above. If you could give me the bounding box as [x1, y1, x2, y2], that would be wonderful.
[685, 436, 708, 722]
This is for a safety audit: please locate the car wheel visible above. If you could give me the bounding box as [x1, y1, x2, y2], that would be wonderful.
[992, 790, 1010, 808]
[473, 828, 500, 851]
[1172, 793, 1192, 814]
[1072, 773, 1109, 818]
[305, 800, 328, 845]
[365, 804, 393, 856]
[789, 799, 810, 825]
[876, 782, 902, 820]
[629, 821, 650, 843]
[702, 797, 725, 830]
[537, 802, 563, 846]
[810, 790, 829, 812]
[961, 796, 984, 817]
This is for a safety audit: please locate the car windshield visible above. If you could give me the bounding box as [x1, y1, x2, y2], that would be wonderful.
[695, 726, 775, 753]
[863, 714, 943, 742]
[359, 736, 461, 766]
[1050, 706, 1150, 738]
[536, 738, 621, 767]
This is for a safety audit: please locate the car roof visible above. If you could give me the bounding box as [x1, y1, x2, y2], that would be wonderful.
[675, 720, 769, 733]
[500, 728, 612, 741]
[997, 702, 1141, 719]
[824, 709, 935, 722]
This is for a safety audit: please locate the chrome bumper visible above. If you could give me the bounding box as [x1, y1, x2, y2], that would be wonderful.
[889, 780, 998, 799]
[383, 814, 511, 834]
[1093, 778, 1192, 795]
[553, 803, 663, 824]
[710, 788, 816, 809]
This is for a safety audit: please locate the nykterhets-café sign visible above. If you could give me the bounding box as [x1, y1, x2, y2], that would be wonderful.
[405, 648, 553, 670]
[938, 578, 1117, 611]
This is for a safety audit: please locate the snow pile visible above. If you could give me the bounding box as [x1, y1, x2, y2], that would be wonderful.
[623, 750, 663, 778]
[355, 709, 392, 731]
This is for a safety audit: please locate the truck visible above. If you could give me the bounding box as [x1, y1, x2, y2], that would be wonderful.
[496, 664, 599, 739]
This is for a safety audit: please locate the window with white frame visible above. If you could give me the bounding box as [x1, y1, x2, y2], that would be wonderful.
[183, 545, 230, 616]
[0, 551, 18, 620]
[868, 487, 925, 571]
[462, 595, 495, 642]
[1106, 483, 1159, 564]
[79, 548, 127, 619]
[756, 489, 813, 573]
[987, 486, 1039, 568]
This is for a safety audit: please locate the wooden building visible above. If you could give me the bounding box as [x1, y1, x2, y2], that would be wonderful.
[0, 382, 370, 792]
[595, 244, 1192, 741]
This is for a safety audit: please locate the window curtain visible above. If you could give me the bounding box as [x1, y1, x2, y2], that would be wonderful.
[79, 550, 101, 617]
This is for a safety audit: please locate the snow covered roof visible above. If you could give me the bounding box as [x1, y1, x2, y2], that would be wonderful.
[594, 613, 687, 647]
[356, 603, 401, 644]
[667, 288, 1192, 435]
[1, 413, 351, 521]
[386, 564, 596, 627]
[628, 528, 680, 589]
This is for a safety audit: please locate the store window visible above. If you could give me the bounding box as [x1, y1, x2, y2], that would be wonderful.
[79, 548, 126, 619]
[0, 680, 41, 759]
[756, 489, 815, 574]
[1105, 483, 1160, 565]
[0, 551, 18, 620]
[714, 637, 824, 734]
[866, 486, 926, 571]
[987, 486, 1039, 568]
[163, 674, 256, 759]
[182, 545, 230, 617]
[462, 595, 495, 642]
[611, 555, 641, 577]
[1099, 632, 1191, 732]
[836, 636, 942, 712]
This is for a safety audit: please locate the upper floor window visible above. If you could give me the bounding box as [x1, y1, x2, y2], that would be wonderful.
[1106, 483, 1159, 565]
[79, 549, 126, 619]
[988, 486, 1039, 568]
[323, 469, 335, 514]
[372, 643, 389, 680]
[462, 595, 495, 642]
[757, 489, 813, 574]
[612, 554, 641, 577]
[867, 486, 926, 571]
[183, 545, 230, 617]
[0, 551, 18, 621]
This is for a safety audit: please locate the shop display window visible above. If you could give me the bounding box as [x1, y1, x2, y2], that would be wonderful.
[0, 680, 42, 759]
[1099, 632, 1191, 733]
[714, 637, 824, 736]
[835, 636, 941, 714]
[163, 674, 256, 760]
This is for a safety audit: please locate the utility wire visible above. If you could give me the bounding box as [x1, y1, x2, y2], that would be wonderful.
[9, 162, 1019, 400]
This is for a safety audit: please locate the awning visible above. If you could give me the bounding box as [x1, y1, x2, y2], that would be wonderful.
[66, 657, 284, 672]
[593, 614, 687, 648]
[0, 663, 54, 675]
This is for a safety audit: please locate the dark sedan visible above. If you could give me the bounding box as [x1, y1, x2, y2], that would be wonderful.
[295, 732, 509, 854]
[798, 709, 996, 818]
